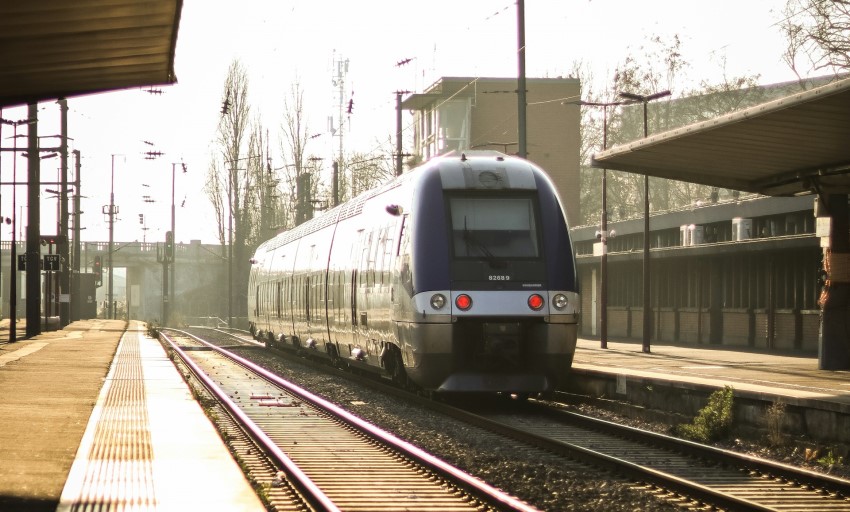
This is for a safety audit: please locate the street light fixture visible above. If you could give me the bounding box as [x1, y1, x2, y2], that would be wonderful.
[167, 161, 186, 326]
[570, 99, 631, 349]
[618, 89, 671, 354]
[1, 117, 37, 341]
[223, 155, 259, 327]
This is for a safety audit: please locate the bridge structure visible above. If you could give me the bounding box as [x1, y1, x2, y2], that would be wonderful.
[0, 240, 231, 327]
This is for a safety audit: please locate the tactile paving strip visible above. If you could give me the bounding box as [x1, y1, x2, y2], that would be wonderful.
[57, 330, 157, 511]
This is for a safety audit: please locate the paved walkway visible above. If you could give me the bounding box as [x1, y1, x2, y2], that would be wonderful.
[0, 319, 263, 512]
[574, 338, 850, 407]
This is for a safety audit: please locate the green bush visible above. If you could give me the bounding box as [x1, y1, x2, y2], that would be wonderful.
[675, 385, 734, 443]
[146, 322, 160, 339]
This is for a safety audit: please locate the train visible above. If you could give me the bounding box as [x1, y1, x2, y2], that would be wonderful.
[248, 151, 580, 394]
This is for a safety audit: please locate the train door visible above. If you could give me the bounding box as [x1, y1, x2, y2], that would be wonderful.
[349, 229, 373, 357]
[304, 275, 312, 340]
[275, 281, 281, 333]
[349, 268, 359, 353]
[355, 230, 374, 342]
[305, 270, 323, 344]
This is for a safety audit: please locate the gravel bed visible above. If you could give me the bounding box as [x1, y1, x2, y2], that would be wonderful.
[228, 347, 681, 512]
[568, 402, 850, 481]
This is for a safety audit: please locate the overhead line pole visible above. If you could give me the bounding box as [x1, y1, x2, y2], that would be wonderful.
[516, 0, 527, 158]
[59, 99, 70, 327]
[25, 103, 41, 338]
[618, 90, 671, 354]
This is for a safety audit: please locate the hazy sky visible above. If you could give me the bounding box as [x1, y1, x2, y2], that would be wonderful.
[0, 0, 804, 245]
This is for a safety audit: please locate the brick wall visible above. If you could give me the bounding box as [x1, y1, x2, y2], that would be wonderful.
[657, 308, 677, 342]
[753, 310, 769, 348]
[630, 307, 644, 340]
[722, 309, 752, 346]
[579, 267, 594, 336]
[774, 310, 799, 350]
[678, 308, 709, 344]
[608, 307, 630, 338]
[800, 310, 820, 352]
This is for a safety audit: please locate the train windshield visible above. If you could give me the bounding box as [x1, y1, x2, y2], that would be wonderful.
[449, 196, 539, 259]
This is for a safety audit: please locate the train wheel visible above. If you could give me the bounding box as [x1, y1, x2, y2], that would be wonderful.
[385, 347, 410, 389]
[327, 344, 341, 368]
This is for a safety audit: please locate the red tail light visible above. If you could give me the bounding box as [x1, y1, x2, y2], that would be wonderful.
[455, 294, 472, 311]
[528, 294, 545, 311]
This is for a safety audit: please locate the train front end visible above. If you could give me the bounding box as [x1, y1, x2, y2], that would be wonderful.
[400, 152, 580, 394]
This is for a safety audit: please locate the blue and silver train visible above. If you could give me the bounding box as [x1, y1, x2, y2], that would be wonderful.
[248, 151, 580, 394]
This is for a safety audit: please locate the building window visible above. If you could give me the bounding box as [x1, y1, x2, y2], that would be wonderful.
[437, 99, 470, 154]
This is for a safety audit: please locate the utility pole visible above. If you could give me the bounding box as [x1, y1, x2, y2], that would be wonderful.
[516, 0, 527, 158]
[59, 99, 70, 327]
[618, 90, 671, 354]
[395, 91, 410, 176]
[70, 150, 81, 321]
[73, 151, 81, 278]
[333, 55, 348, 192]
[104, 155, 119, 320]
[25, 103, 41, 338]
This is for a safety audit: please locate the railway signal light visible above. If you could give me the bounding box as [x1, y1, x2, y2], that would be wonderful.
[165, 230, 173, 262]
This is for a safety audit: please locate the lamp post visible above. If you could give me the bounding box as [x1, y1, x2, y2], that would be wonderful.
[570, 99, 630, 349]
[168, 162, 186, 326]
[223, 155, 258, 327]
[104, 155, 119, 320]
[1, 117, 34, 341]
[618, 90, 671, 354]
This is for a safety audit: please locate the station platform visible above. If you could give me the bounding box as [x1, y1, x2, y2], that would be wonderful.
[569, 338, 850, 449]
[0, 319, 264, 512]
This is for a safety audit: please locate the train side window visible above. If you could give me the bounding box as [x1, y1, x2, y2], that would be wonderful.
[396, 215, 407, 256]
[304, 277, 310, 322]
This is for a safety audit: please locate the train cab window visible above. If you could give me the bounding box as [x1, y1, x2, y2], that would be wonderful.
[448, 196, 540, 258]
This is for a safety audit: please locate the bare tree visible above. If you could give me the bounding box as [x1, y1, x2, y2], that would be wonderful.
[347, 153, 394, 197]
[278, 81, 315, 226]
[205, 59, 256, 321]
[781, 0, 850, 77]
[574, 35, 772, 225]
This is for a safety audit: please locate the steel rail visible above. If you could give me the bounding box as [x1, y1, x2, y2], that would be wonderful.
[160, 331, 341, 512]
[169, 328, 540, 512]
[534, 400, 850, 498]
[228, 330, 848, 511]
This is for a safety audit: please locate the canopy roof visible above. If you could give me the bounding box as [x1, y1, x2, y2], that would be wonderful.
[592, 78, 850, 196]
[0, 1, 182, 108]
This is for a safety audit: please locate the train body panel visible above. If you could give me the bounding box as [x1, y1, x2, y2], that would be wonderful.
[249, 151, 580, 394]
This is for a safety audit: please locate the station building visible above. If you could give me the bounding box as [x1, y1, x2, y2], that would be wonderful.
[401, 76, 581, 225]
[571, 194, 821, 352]
[402, 75, 845, 358]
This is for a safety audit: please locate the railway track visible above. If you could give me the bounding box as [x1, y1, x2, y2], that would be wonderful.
[159, 328, 537, 512]
[470, 402, 850, 511]
[178, 327, 850, 510]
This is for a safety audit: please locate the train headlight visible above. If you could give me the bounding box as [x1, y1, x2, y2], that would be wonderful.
[528, 293, 545, 311]
[552, 293, 569, 310]
[430, 293, 446, 310]
[455, 294, 472, 311]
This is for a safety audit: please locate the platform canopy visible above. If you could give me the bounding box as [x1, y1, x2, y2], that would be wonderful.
[592, 77, 850, 197]
[0, 0, 183, 108]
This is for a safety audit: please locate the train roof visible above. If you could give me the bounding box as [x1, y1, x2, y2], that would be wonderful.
[257, 151, 537, 252]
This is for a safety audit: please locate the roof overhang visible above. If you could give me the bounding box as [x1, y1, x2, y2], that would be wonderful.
[0, 0, 183, 108]
[591, 77, 850, 196]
